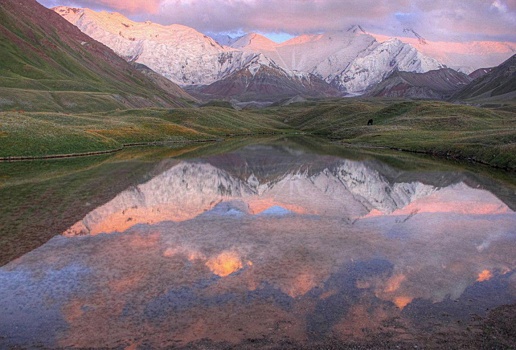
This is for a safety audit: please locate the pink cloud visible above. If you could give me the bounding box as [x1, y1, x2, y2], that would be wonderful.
[97, 0, 161, 13]
[42, 0, 162, 13]
[37, 0, 516, 42]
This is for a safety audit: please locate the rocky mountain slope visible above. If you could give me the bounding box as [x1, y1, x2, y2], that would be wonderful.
[469, 68, 493, 80]
[0, 0, 193, 111]
[187, 58, 341, 101]
[367, 68, 472, 99]
[453, 54, 516, 101]
[54, 6, 269, 86]
[131, 63, 197, 102]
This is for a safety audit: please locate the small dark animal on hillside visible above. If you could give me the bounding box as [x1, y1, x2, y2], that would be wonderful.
[367, 119, 373, 125]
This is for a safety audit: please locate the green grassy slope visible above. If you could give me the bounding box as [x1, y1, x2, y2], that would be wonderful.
[0, 0, 193, 111]
[0, 106, 288, 157]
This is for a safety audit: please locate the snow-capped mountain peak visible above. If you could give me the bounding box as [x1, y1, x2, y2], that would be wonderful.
[331, 38, 445, 93]
[231, 28, 443, 93]
[232, 33, 278, 51]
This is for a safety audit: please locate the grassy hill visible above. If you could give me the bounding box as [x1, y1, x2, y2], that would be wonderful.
[0, 106, 288, 157]
[267, 99, 516, 169]
[0, 0, 194, 111]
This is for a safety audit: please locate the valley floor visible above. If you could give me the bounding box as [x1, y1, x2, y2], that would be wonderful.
[1, 99, 515, 170]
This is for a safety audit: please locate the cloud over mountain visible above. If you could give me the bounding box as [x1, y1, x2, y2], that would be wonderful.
[37, 0, 516, 42]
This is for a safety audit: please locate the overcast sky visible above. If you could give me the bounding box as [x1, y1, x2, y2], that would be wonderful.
[37, 0, 516, 43]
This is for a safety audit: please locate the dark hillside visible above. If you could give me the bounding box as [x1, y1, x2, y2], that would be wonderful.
[367, 68, 471, 100]
[453, 54, 516, 101]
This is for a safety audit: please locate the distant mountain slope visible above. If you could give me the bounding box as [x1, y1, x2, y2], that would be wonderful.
[468, 68, 493, 80]
[131, 63, 197, 102]
[188, 59, 340, 102]
[452, 54, 516, 101]
[207, 32, 242, 47]
[232, 33, 279, 52]
[0, 0, 193, 111]
[367, 68, 472, 100]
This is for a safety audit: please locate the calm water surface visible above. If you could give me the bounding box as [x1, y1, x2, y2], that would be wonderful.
[1, 138, 515, 349]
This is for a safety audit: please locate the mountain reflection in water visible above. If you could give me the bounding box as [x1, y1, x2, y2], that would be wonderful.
[1, 144, 515, 349]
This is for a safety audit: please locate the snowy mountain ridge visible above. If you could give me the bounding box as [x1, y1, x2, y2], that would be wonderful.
[231, 30, 445, 93]
[54, 6, 273, 86]
[371, 33, 516, 74]
[55, 6, 445, 95]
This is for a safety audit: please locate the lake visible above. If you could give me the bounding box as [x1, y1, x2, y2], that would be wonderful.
[1, 137, 515, 349]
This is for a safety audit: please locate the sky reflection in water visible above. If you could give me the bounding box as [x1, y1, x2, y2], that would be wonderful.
[1, 143, 515, 348]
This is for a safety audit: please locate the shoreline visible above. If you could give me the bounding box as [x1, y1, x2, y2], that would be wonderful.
[2, 135, 515, 172]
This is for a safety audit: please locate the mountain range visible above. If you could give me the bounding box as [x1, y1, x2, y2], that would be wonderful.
[52, 6, 515, 103]
[230, 30, 444, 93]
[371, 32, 515, 74]
[0, 1, 514, 107]
[452, 54, 516, 102]
[53, 7, 449, 99]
